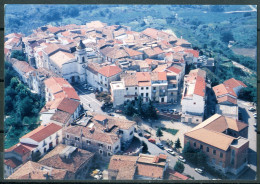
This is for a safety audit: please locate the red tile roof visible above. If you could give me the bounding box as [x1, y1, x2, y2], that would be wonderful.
[98, 65, 122, 77]
[142, 28, 159, 39]
[213, 84, 237, 98]
[48, 27, 61, 34]
[184, 49, 199, 58]
[57, 98, 80, 115]
[167, 66, 181, 74]
[124, 47, 143, 57]
[136, 72, 151, 82]
[5, 143, 36, 156]
[21, 123, 62, 143]
[217, 96, 237, 105]
[4, 158, 22, 169]
[223, 78, 247, 89]
[93, 115, 107, 122]
[194, 76, 206, 97]
[13, 60, 35, 74]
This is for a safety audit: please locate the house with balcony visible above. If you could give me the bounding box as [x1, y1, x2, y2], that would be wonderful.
[150, 72, 168, 103]
[184, 114, 249, 175]
[181, 69, 206, 124]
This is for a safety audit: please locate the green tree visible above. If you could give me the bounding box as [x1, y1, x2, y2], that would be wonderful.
[220, 31, 234, 43]
[11, 50, 26, 61]
[182, 142, 197, 163]
[141, 141, 148, 153]
[174, 161, 185, 173]
[136, 96, 144, 116]
[156, 127, 163, 138]
[196, 150, 207, 167]
[175, 138, 182, 149]
[124, 101, 134, 116]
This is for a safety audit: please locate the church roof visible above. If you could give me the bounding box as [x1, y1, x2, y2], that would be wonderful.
[77, 40, 86, 50]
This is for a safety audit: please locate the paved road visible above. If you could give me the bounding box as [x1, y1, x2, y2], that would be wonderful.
[135, 133, 215, 180]
[237, 100, 257, 180]
[73, 84, 105, 115]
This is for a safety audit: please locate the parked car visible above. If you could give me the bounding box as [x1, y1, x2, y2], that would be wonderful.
[88, 87, 94, 91]
[195, 168, 203, 174]
[156, 143, 164, 150]
[248, 107, 256, 111]
[166, 148, 176, 156]
[148, 138, 156, 144]
[144, 134, 151, 139]
[253, 113, 257, 119]
[178, 156, 186, 163]
[115, 109, 122, 113]
[108, 113, 114, 116]
[138, 132, 143, 137]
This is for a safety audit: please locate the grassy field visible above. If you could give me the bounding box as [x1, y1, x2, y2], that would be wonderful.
[161, 127, 179, 136]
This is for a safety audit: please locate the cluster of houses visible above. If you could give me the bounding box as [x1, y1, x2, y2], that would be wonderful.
[4, 20, 251, 180]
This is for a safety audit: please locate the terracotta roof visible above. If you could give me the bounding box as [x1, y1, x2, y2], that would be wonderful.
[124, 47, 143, 57]
[175, 38, 191, 46]
[57, 98, 80, 115]
[185, 128, 234, 151]
[172, 46, 186, 53]
[7, 161, 68, 180]
[150, 72, 167, 81]
[42, 44, 69, 55]
[86, 21, 106, 29]
[108, 155, 138, 180]
[49, 51, 75, 68]
[153, 64, 168, 72]
[5, 143, 36, 156]
[44, 77, 80, 100]
[50, 110, 71, 125]
[184, 49, 199, 58]
[168, 170, 189, 180]
[21, 123, 62, 143]
[194, 76, 206, 97]
[136, 72, 151, 82]
[185, 114, 248, 150]
[4, 158, 22, 169]
[98, 65, 122, 78]
[217, 96, 237, 105]
[64, 125, 120, 145]
[48, 26, 62, 34]
[93, 115, 107, 122]
[38, 144, 94, 175]
[122, 73, 138, 87]
[166, 66, 181, 74]
[13, 60, 35, 74]
[86, 62, 102, 75]
[213, 84, 237, 98]
[143, 47, 163, 57]
[142, 28, 159, 39]
[223, 78, 247, 89]
[136, 163, 165, 179]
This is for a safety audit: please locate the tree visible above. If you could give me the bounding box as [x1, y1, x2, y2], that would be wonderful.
[175, 138, 182, 149]
[145, 99, 157, 119]
[141, 141, 148, 153]
[124, 101, 135, 116]
[174, 161, 185, 173]
[196, 150, 207, 168]
[182, 142, 197, 163]
[11, 50, 26, 61]
[220, 31, 234, 43]
[156, 127, 163, 138]
[136, 96, 144, 116]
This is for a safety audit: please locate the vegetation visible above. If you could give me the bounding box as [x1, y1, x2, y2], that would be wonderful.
[141, 141, 148, 153]
[182, 142, 207, 168]
[174, 138, 182, 149]
[156, 127, 163, 138]
[11, 50, 27, 61]
[174, 161, 185, 173]
[161, 127, 179, 136]
[123, 96, 158, 120]
[95, 91, 111, 103]
[4, 62, 45, 148]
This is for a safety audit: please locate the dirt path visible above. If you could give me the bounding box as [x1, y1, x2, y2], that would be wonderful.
[224, 5, 256, 14]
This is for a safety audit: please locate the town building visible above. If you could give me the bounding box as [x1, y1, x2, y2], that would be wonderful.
[108, 153, 169, 180]
[7, 161, 69, 180]
[44, 77, 80, 102]
[110, 81, 126, 107]
[181, 69, 206, 124]
[38, 144, 95, 180]
[12, 59, 35, 85]
[19, 123, 63, 157]
[63, 114, 136, 160]
[184, 114, 249, 174]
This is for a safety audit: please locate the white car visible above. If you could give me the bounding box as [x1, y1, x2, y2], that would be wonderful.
[253, 113, 257, 118]
[94, 175, 102, 180]
[248, 107, 256, 111]
[195, 168, 203, 174]
[88, 87, 94, 91]
[178, 156, 186, 163]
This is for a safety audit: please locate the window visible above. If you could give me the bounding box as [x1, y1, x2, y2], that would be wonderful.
[75, 137, 79, 141]
[115, 145, 119, 150]
[141, 87, 144, 90]
[135, 87, 137, 90]
[108, 146, 111, 150]
[135, 92, 137, 95]
[153, 87, 156, 90]
[126, 87, 128, 90]
[130, 131, 133, 135]
[146, 87, 149, 90]
[141, 93, 144, 97]
[244, 158, 247, 163]
[82, 57, 85, 63]
[105, 78, 107, 81]
[193, 142, 196, 147]
[213, 150, 216, 155]
[194, 102, 196, 105]
[99, 150, 103, 154]
[200, 145, 203, 150]
[206, 147, 209, 152]
[220, 153, 223, 158]
[146, 93, 149, 97]
[86, 140, 91, 144]
[171, 92, 173, 96]
[67, 134, 69, 138]
[98, 143, 103, 147]
[101, 76, 102, 79]
[108, 152, 112, 156]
